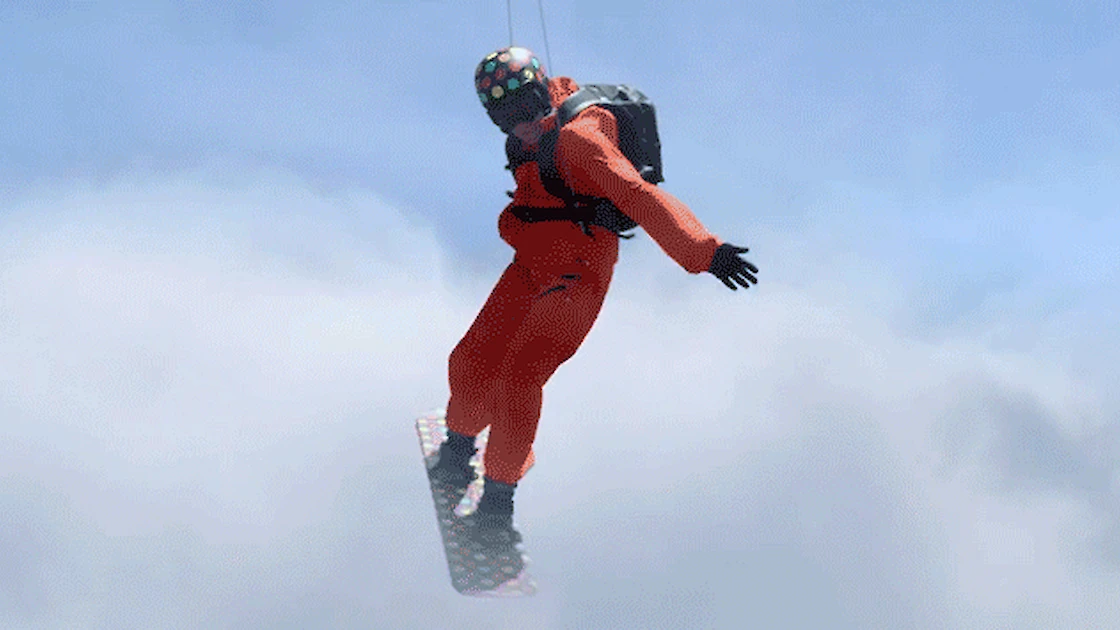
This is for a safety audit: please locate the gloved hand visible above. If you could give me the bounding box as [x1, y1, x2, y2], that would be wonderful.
[707, 243, 759, 291]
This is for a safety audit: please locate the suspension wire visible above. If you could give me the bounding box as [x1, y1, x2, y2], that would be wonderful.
[536, 0, 553, 73]
[505, 0, 554, 73]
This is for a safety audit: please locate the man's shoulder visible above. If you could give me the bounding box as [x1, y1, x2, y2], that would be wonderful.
[547, 76, 580, 106]
[557, 104, 617, 145]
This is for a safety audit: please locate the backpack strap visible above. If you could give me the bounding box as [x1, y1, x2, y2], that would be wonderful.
[537, 128, 577, 205]
[537, 116, 601, 208]
[504, 133, 535, 174]
[539, 86, 606, 202]
[556, 87, 606, 126]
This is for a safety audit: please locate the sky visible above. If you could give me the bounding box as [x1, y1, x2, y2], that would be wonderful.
[1, 1, 1118, 628]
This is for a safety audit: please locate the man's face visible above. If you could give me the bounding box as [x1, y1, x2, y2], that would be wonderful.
[487, 84, 552, 135]
[510, 109, 555, 145]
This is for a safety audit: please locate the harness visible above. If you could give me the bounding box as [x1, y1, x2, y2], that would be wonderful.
[503, 84, 664, 240]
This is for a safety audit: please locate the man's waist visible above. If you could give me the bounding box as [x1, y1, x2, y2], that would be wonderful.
[509, 205, 596, 223]
[509, 203, 638, 239]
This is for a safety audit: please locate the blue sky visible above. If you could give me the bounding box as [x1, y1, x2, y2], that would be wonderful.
[3, 0, 1117, 315]
[2, 1, 1119, 628]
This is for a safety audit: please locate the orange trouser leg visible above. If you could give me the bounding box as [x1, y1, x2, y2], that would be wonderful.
[446, 261, 534, 436]
[445, 262, 535, 469]
[445, 256, 614, 485]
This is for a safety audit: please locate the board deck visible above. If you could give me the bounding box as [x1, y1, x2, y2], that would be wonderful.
[416, 408, 537, 597]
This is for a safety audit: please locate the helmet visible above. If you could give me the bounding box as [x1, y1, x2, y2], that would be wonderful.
[475, 47, 552, 133]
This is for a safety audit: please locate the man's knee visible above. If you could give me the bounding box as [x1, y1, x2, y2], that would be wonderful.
[502, 354, 574, 391]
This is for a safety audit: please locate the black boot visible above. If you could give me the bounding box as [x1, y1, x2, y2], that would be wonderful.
[427, 430, 477, 490]
[468, 476, 522, 548]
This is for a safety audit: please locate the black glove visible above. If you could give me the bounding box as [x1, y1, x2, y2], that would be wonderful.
[707, 243, 759, 291]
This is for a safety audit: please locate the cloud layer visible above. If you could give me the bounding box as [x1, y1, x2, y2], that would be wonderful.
[1, 168, 1117, 629]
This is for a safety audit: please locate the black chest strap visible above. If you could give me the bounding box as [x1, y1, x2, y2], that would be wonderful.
[504, 127, 636, 239]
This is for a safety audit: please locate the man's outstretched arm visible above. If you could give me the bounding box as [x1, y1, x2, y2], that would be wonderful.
[558, 107, 723, 274]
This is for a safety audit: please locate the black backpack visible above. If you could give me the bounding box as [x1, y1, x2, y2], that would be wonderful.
[504, 84, 664, 238]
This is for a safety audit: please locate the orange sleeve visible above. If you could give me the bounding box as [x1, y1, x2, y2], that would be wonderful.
[555, 107, 723, 274]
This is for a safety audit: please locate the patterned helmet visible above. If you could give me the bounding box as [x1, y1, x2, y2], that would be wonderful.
[475, 46, 548, 108]
[475, 47, 552, 132]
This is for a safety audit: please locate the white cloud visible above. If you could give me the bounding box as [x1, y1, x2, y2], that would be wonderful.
[1, 167, 1116, 629]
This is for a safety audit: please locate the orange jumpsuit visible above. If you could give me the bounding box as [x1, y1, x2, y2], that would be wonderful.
[445, 77, 724, 485]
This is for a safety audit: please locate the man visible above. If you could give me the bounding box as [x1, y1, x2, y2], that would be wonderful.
[428, 46, 759, 549]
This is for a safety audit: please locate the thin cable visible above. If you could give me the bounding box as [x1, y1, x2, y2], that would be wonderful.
[507, 0, 514, 46]
[536, 0, 553, 73]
